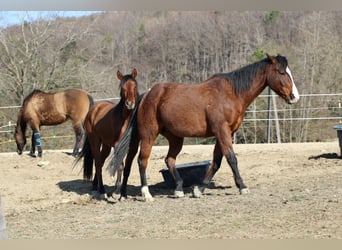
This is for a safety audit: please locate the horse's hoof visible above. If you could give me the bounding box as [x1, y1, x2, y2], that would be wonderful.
[144, 196, 154, 202]
[174, 190, 185, 198]
[113, 186, 122, 195]
[240, 188, 250, 195]
[99, 193, 107, 200]
[119, 195, 127, 202]
[141, 186, 154, 202]
[192, 185, 203, 198]
[90, 190, 98, 197]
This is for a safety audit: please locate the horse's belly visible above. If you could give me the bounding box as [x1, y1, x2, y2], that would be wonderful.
[40, 112, 66, 125]
[166, 120, 212, 137]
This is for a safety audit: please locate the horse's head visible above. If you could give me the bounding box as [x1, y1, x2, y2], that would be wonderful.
[266, 54, 299, 104]
[117, 68, 138, 110]
[14, 125, 26, 155]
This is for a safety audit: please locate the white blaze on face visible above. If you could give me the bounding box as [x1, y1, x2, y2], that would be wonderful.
[286, 66, 299, 103]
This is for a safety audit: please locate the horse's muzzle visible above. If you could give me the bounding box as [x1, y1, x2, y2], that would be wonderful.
[125, 101, 136, 110]
[289, 93, 299, 104]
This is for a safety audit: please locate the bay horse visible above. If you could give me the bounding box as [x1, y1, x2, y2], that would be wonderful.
[112, 54, 300, 201]
[14, 88, 94, 157]
[75, 69, 139, 198]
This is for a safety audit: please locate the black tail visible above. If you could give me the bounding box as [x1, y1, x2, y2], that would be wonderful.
[88, 94, 95, 108]
[74, 135, 94, 180]
[108, 93, 144, 176]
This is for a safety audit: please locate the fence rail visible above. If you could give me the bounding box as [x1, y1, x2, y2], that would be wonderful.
[1, 93, 342, 152]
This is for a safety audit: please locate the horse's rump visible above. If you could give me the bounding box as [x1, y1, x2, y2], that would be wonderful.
[61, 89, 94, 122]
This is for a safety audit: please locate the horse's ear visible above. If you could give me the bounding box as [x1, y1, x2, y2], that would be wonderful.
[132, 68, 137, 79]
[117, 70, 123, 80]
[267, 54, 277, 64]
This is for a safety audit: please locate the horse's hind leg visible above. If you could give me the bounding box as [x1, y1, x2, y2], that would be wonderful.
[193, 141, 223, 197]
[119, 135, 140, 200]
[164, 134, 184, 198]
[138, 138, 156, 202]
[72, 125, 84, 156]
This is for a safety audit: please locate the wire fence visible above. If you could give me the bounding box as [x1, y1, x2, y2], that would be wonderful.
[0, 93, 342, 152]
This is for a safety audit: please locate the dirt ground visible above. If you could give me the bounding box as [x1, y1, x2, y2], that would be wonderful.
[0, 141, 341, 239]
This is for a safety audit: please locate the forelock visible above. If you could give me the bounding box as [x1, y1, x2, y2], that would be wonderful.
[275, 55, 288, 70]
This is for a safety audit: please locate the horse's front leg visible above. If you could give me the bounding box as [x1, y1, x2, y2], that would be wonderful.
[226, 149, 249, 194]
[30, 131, 43, 157]
[29, 132, 36, 157]
[90, 151, 106, 198]
[218, 129, 249, 194]
[35, 132, 43, 157]
[94, 145, 111, 199]
[92, 173, 98, 193]
[95, 167, 106, 199]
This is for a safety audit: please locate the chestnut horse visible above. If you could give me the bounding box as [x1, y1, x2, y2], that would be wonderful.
[112, 54, 300, 201]
[75, 69, 139, 197]
[14, 89, 94, 157]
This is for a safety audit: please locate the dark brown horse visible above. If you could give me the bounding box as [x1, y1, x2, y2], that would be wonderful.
[75, 69, 139, 198]
[14, 88, 94, 157]
[112, 54, 300, 201]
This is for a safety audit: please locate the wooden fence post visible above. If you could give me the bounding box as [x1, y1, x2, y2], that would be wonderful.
[0, 193, 7, 239]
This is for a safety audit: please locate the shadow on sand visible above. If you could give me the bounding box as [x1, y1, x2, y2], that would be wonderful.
[57, 178, 233, 200]
[308, 153, 341, 160]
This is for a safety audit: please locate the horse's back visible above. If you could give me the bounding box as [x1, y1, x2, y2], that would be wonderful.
[63, 89, 92, 108]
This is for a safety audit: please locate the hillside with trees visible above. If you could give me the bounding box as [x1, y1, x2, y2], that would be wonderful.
[0, 11, 341, 151]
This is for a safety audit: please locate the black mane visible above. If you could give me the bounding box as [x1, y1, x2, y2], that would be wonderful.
[212, 55, 288, 95]
[212, 58, 268, 95]
[274, 54, 288, 72]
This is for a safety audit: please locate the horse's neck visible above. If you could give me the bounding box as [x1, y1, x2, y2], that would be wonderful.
[122, 107, 133, 121]
[116, 101, 132, 121]
[239, 74, 268, 109]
